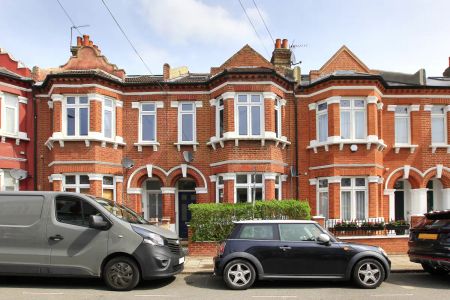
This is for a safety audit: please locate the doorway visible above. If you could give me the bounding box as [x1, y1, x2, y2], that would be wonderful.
[393, 180, 411, 221]
[176, 178, 196, 238]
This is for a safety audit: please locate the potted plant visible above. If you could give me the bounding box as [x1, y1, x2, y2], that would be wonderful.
[360, 221, 385, 231]
[333, 221, 358, 232]
[386, 220, 409, 235]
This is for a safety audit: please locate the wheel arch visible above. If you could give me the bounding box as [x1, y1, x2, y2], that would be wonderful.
[345, 252, 390, 280]
[100, 252, 143, 279]
[220, 252, 264, 278]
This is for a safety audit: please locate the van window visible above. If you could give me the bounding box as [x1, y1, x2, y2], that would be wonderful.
[239, 224, 274, 240]
[55, 196, 102, 227]
[0, 195, 44, 226]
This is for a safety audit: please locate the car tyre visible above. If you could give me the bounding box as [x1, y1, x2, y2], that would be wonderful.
[223, 259, 256, 290]
[352, 258, 385, 289]
[103, 256, 140, 291]
[421, 263, 448, 276]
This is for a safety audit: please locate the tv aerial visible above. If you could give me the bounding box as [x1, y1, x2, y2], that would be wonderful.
[183, 151, 194, 163]
[9, 169, 28, 181]
[70, 24, 90, 47]
[289, 40, 307, 66]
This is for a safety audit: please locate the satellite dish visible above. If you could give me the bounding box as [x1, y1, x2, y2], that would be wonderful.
[9, 169, 28, 180]
[121, 157, 135, 169]
[183, 151, 194, 163]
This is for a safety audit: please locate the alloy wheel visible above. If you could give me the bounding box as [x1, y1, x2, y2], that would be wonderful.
[227, 262, 252, 287]
[357, 262, 381, 286]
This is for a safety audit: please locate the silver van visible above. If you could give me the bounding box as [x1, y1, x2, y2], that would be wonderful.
[0, 192, 184, 290]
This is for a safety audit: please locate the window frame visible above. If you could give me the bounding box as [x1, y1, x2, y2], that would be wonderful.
[394, 105, 411, 145]
[234, 173, 264, 203]
[340, 177, 368, 220]
[340, 99, 367, 140]
[216, 175, 224, 203]
[62, 174, 90, 194]
[64, 95, 90, 137]
[236, 223, 278, 240]
[235, 93, 264, 137]
[316, 102, 328, 142]
[278, 223, 325, 242]
[54, 195, 105, 228]
[274, 98, 282, 138]
[215, 98, 224, 138]
[316, 178, 329, 218]
[275, 175, 282, 200]
[102, 97, 116, 140]
[102, 175, 115, 201]
[178, 101, 196, 143]
[0, 169, 19, 191]
[431, 105, 447, 145]
[1, 93, 19, 135]
[139, 102, 158, 143]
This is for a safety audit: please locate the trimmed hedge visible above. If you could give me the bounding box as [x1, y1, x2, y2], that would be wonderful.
[188, 200, 311, 242]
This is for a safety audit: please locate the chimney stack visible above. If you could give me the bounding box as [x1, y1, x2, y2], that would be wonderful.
[275, 39, 281, 49]
[163, 63, 170, 81]
[443, 56, 450, 77]
[271, 37, 292, 69]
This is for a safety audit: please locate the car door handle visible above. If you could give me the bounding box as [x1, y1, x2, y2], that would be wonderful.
[279, 246, 291, 251]
[49, 235, 64, 241]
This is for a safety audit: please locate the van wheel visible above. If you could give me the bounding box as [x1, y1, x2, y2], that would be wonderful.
[421, 263, 448, 276]
[223, 259, 256, 290]
[103, 257, 140, 291]
[352, 258, 385, 289]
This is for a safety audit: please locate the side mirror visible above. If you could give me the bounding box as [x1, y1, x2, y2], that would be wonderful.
[317, 233, 331, 245]
[89, 215, 109, 230]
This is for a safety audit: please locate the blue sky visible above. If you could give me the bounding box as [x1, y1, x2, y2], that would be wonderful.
[1, 0, 449, 77]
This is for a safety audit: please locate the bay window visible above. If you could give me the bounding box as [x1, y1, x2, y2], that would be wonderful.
[178, 102, 196, 143]
[216, 98, 224, 138]
[431, 106, 446, 144]
[317, 179, 329, 218]
[340, 99, 366, 140]
[394, 106, 410, 144]
[102, 176, 115, 201]
[235, 174, 263, 203]
[316, 102, 328, 142]
[140, 103, 157, 142]
[340, 177, 367, 220]
[63, 174, 90, 194]
[66, 96, 89, 136]
[236, 94, 263, 136]
[216, 175, 224, 203]
[103, 98, 115, 139]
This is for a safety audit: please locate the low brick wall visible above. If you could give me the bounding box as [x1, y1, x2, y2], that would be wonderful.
[188, 241, 220, 256]
[339, 235, 409, 254]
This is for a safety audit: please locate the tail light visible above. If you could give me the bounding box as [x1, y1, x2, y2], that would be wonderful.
[218, 241, 226, 256]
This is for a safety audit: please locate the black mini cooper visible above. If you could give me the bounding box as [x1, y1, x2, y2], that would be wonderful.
[214, 220, 391, 290]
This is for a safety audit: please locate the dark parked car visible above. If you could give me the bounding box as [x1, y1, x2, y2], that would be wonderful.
[214, 220, 391, 290]
[408, 210, 450, 275]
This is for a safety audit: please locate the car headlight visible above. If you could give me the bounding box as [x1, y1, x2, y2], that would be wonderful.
[378, 247, 388, 257]
[132, 226, 165, 246]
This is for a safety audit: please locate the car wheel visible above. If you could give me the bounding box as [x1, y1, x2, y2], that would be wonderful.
[103, 257, 140, 291]
[223, 259, 256, 290]
[352, 258, 385, 289]
[421, 263, 448, 276]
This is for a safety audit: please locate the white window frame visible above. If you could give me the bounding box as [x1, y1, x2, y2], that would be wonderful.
[275, 98, 282, 138]
[178, 102, 196, 143]
[102, 175, 116, 201]
[235, 94, 264, 137]
[340, 99, 367, 140]
[139, 102, 158, 143]
[64, 95, 90, 137]
[234, 173, 264, 203]
[0, 169, 19, 191]
[340, 177, 368, 220]
[431, 105, 447, 145]
[1, 93, 19, 135]
[316, 102, 328, 142]
[215, 98, 224, 138]
[62, 174, 90, 193]
[216, 175, 224, 203]
[316, 178, 329, 218]
[102, 97, 116, 140]
[275, 175, 282, 200]
[394, 105, 411, 145]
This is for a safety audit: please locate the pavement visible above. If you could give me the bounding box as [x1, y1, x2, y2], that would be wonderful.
[182, 255, 423, 274]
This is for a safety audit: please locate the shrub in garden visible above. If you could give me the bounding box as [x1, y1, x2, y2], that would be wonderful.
[188, 200, 311, 242]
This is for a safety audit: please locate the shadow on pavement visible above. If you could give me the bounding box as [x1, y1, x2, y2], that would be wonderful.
[387, 272, 449, 289]
[184, 273, 357, 291]
[0, 275, 176, 291]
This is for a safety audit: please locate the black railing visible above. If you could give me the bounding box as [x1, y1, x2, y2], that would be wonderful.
[326, 218, 410, 236]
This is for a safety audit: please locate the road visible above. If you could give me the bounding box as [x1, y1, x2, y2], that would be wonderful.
[0, 273, 448, 300]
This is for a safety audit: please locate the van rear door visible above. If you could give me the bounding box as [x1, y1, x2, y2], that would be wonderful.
[0, 193, 50, 274]
[46, 194, 109, 277]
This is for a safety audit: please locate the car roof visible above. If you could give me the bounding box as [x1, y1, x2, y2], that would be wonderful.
[234, 220, 317, 224]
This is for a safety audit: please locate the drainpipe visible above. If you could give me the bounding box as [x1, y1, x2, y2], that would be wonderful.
[294, 87, 299, 200]
[32, 89, 38, 191]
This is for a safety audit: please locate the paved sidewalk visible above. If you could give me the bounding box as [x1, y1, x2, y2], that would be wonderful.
[182, 255, 422, 274]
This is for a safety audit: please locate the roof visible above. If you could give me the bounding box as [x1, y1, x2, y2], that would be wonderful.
[233, 220, 317, 224]
[125, 73, 210, 84]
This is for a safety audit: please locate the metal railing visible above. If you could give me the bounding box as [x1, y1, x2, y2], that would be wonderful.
[325, 218, 409, 236]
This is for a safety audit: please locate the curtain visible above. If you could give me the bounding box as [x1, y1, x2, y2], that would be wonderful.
[340, 111, 350, 139]
[356, 191, 366, 220]
[341, 191, 351, 220]
[318, 114, 328, 142]
[432, 117, 445, 143]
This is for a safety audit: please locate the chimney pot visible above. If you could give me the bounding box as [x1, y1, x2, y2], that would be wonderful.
[275, 39, 281, 49]
[82, 35, 90, 46]
[76, 36, 82, 46]
[282, 39, 289, 49]
[163, 63, 170, 81]
[89, 41, 93, 46]
[448, 56, 450, 67]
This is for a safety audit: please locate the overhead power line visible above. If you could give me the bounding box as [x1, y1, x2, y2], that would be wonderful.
[251, 0, 274, 44]
[55, 0, 82, 36]
[237, 0, 270, 57]
[100, 0, 166, 92]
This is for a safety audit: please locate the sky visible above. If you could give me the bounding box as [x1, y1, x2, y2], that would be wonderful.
[1, 0, 449, 77]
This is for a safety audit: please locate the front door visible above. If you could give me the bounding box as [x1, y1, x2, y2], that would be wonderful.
[394, 191, 405, 221]
[178, 192, 196, 238]
[46, 195, 109, 276]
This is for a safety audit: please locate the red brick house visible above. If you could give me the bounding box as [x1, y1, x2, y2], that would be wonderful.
[0, 49, 34, 191]
[32, 36, 449, 237]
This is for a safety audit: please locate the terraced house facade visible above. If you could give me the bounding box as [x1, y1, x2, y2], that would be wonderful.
[2, 35, 449, 237]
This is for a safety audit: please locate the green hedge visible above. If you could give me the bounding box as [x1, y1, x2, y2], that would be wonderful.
[188, 200, 311, 242]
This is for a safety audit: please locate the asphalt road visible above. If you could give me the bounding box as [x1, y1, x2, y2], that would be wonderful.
[0, 273, 448, 300]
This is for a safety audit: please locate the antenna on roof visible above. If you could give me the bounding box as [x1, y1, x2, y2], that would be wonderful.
[70, 25, 90, 47]
[289, 40, 307, 66]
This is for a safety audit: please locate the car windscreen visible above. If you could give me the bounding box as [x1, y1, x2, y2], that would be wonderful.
[94, 197, 148, 224]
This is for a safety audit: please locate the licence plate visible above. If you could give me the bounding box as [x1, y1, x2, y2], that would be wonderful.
[179, 257, 185, 264]
[418, 233, 438, 240]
